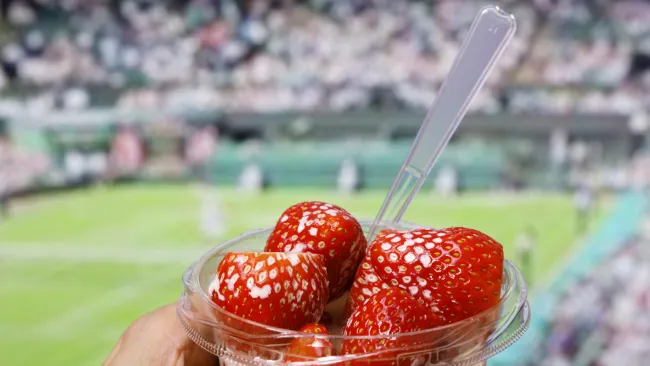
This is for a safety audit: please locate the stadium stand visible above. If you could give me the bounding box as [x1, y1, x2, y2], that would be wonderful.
[0, 0, 644, 194]
[492, 190, 650, 365]
[0, 0, 649, 115]
[529, 238, 650, 366]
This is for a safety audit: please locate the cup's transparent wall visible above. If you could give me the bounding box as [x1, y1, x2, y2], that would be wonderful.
[177, 222, 530, 365]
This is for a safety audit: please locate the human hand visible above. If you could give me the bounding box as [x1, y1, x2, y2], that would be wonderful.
[103, 303, 217, 366]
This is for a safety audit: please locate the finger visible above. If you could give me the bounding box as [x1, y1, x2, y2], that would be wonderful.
[103, 303, 218, 366]
[157, 303, 219, 366]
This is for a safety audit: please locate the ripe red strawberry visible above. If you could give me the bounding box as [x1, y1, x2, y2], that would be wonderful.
[341, 288, 441, 365]
[285, 324, 334, 362]
[210, 252, 329, 331]
[265, 201, 367, 301]
[349, 227, 504, 325]
[376, 227, 503, 323]
[343, 230, 395, 319]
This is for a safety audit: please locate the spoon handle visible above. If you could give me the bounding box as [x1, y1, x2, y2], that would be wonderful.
[367, 6, 516, 241]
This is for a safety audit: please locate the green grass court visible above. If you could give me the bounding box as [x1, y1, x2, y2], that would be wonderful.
[0, 185, 606, 365]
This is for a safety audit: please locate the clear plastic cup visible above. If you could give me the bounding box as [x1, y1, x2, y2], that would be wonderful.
[177, 221, 530, 365]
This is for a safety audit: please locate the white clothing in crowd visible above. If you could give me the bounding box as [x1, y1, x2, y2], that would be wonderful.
[337, 159, 359, 194]
[238, 163, 264, 194]
[435, 166, 458, 197]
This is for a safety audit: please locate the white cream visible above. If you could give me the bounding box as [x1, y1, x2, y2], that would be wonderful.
[297, 216, 309, 233]
[209, 274, 225, 301]
[233, 254, 249, 265]
[291, 243, 307, 252]
[225, 274, 239, 291]
[404, 252, 416, 263]
[420, 254, 432, 267]
[250, 284, 272, 299]
[287, 254, 300, 266]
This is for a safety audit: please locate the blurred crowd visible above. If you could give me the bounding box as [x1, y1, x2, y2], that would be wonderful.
[507, 0, 650, 114]
[2, 0, 650, 115]
[531, 225, 650, 366]
[0, 135, 50, 197]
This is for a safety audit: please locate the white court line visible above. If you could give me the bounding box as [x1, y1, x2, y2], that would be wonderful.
[0, 244, 198, 343]
[0, 324, 130, 341]
[0, 242, 208, 343]
[63, 208, 199, 247]
[0, 244, 206, 264]
[35, 266, 178, 339]
[0, 266, 180, 342]
[424, 191, 569, 205]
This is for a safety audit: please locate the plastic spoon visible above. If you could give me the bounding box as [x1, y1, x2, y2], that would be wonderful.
[367, 6, 517, 241]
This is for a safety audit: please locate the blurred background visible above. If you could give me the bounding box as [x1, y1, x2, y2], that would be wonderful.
[1, 0, 650, 365]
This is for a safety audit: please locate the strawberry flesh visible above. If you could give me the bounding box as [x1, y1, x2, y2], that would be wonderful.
[344, 251, 391, 319]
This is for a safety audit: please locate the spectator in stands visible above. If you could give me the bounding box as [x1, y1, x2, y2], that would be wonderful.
[0, 134, 12, 219]
[5, 0, 36, 27]
[530, 236, 650, 365]
[1, 1, 650, 115]
[107, 125, 144, 182]
[1, 43, 23, 81]
[0, 0, 537, 113]
[185, 125, 218, 183]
